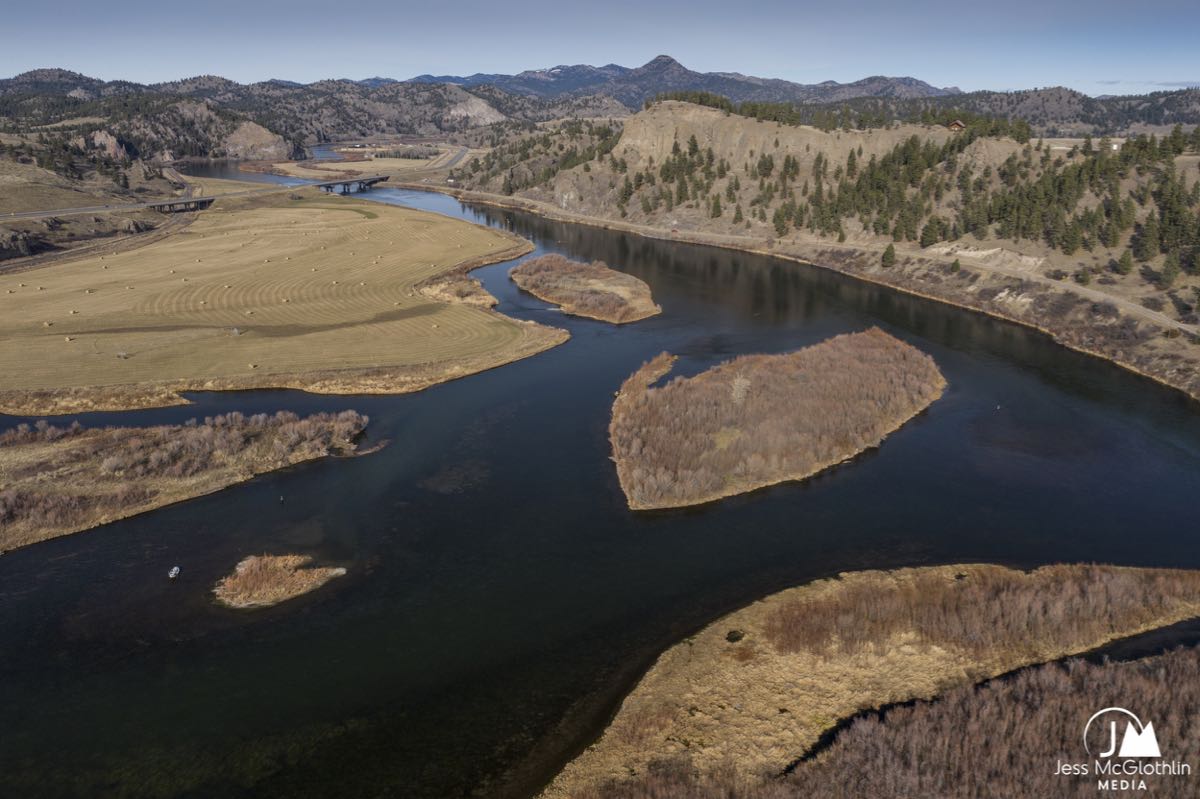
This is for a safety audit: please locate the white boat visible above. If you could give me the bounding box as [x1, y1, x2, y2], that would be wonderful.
[168, 566, 181, 580]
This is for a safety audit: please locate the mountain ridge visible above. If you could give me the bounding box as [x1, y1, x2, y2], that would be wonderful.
[406, 55, 961, 106]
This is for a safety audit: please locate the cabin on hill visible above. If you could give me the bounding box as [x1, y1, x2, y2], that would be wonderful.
[947, 119, 967, 132]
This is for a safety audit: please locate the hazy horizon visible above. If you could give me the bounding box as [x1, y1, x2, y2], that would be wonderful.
[3, 0, 1199, 97]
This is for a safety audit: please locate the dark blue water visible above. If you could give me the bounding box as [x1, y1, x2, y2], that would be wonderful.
[2, 177, 1199, 799]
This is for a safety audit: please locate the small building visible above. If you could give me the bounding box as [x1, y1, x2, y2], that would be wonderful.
[947, 119, 967, 132]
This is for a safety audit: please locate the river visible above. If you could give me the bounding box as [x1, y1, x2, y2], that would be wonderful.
[2, 170, 1199, 798]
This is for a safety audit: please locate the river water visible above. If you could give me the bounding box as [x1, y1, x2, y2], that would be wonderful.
[2, 171, 1200, 798]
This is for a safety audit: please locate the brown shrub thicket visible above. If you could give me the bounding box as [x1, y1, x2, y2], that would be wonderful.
[0, 411, 367, 550]
[609, 328, 946, 509]
[765, 563, 1200, 661]
[213, 554, 346, 609]
[510, 254, 660, 323]
[579, 645, 1200, 799]
[786, 646, 1200, 798]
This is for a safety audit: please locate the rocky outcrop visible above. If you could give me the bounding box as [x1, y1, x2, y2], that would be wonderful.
[443, 95, 506, 127]
[88, 130, 129, 160]
[0, 231, 38, 261]
[221, 121, 290, 160]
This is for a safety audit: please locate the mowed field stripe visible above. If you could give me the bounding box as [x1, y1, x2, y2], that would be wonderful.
[0, 192, 553, 395]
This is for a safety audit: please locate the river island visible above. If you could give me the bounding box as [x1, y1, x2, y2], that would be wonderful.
[213, 554, 347, 609]
[510, 254, 661, 324]
[609, 328, 946, 510]
[0, 410, 367, 553]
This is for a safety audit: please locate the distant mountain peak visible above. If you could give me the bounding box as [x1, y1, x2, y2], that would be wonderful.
[645, 55, 682, 67]
[401, 55, 957, 108]
[356, 77, 399, 88]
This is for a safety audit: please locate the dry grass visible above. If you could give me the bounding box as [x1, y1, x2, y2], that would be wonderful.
[0, 158, 127, 214]
[0, 189, 567, 414]
[546, 564, 1200, 798]
[0, 410, 366, 552]
[267, 152, 461, 179]
[609, 328, 946, 510]
[213, 554, 346, 609]
[510, 254, 661, 324]
[606, 644, 1200, 798]
[184, 176, 276, 197]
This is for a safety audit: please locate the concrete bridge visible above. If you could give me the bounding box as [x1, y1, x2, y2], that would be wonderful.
[313, 175, 390, 194]
[145, 197, 217, 214]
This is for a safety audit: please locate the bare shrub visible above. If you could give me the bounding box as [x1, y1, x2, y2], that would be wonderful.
[0, 411, 368, 551]
[609, 328, 946, 509]
[764, 564, 1200, 661]
[785, 645, 1200, 798]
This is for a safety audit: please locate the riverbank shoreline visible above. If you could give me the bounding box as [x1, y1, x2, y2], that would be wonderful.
[397, 181, 1200, 405]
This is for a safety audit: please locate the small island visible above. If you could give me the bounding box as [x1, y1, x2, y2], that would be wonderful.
[609, 327, 946, 510]
[213, 554, 346, 609]
[0, 410, 368, 553]
[509, 254, 661, 324]
[543, 563, 1200, 798]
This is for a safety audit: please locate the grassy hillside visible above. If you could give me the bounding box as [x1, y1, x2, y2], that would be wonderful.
[444, 100, 1200, 401]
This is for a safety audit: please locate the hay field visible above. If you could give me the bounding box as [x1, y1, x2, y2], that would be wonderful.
[0, 190, 565, 414]
[185, 175, 280, 197]
[267, 147, 485, 179]
[271, 154, 454, 179]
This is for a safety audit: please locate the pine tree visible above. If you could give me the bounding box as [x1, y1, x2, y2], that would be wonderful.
[1116, 249, 1134, 275]
[920, 218, 943, 248]
[711, 195, 723, 218]
[773, 207, 788, 236]
[733, 204, 744, 224]
[882, 243, 896, 267]
[1134, 215, 1161, 260]
[1061, 223, 1083, 255]
[1161, 250, 1181, 287]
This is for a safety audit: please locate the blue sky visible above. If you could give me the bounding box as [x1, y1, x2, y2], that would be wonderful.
[3, 0, 1198, 96]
